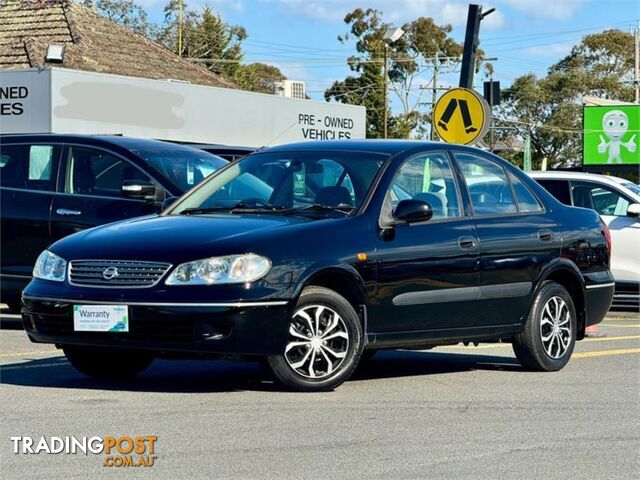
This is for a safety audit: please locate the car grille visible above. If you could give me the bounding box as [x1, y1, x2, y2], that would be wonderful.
[68, 260, 172, 288]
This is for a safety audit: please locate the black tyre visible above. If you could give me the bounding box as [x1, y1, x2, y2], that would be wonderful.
[63, 346, 153, 379]
[513, 282, 577, 371]
[267, 286, 364, 392]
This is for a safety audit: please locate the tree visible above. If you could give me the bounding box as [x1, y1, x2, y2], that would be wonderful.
[498, 29, 635, 167]
[325, 8, 467, 138]
[85, 0, 154, 37]
[190, 6, 246, 80]
[89, 0, 289, 94]
[234, 63, 286, 94]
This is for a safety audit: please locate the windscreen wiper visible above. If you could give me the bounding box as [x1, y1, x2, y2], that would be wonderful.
[280, 203, 353, 215]
[178, 206, 234, 215]
[179, 202, 283, 215]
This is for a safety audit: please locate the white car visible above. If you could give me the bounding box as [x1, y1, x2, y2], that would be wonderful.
[529, 171, 640, 310]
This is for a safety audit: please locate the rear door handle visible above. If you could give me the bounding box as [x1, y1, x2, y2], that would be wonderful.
[56, 208, 82, 216]
[538, 229, 553, 241]
[458, 236, 477, 249]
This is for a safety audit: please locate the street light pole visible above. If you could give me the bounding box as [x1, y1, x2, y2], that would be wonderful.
[382, 26, 405, 140]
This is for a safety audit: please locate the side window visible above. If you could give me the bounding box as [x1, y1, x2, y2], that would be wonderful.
[508, 172, 543, 213]
[455, 153, 517, 216]
[388, 152, 461, 220]
[572, 182, 630, 216]
[535, 179, 571, 205]
[0, 144, 60, 191]
[65, 146, 151, 198]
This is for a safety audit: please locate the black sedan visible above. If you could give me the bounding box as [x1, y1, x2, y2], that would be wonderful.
[1, 134, 227, 311]
[21, 140, 614, 391]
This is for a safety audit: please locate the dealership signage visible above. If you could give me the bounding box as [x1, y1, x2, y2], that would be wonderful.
[0, 68, 365, 147]
[583, 105, 639, 165]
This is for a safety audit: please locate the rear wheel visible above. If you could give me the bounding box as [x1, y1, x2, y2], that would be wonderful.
[267, 286, 364, 391]
[513, 282, 577, 371]
[63, 346, 153, 379]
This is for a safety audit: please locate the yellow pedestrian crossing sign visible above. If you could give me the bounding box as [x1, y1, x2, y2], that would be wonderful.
[433, 87, 491, 145]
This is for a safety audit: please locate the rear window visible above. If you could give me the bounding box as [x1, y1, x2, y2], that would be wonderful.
[132, 147, 227, 192]
[535, 179, 571, 205]
[509, 173, 543, 213]
[0, 144, 61, 191]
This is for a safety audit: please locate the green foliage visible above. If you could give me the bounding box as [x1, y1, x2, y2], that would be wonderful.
[85, 0, 155, 37]
[89, 0, 287, 93]
[498, 29, 635, 167]
[233, 63, 286, 94]
[325, 8, 466, 139]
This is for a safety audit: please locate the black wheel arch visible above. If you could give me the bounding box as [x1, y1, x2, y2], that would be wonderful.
[293, 263, 369, 335]
[531, 259, 587, 340]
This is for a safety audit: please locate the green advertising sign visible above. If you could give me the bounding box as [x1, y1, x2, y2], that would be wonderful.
[583, 105, 639, 165]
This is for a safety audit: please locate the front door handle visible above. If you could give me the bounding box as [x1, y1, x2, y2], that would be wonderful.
[56, 208, 82, 216]
[458, 236, 477, 249]
[538, 229, 553, 241]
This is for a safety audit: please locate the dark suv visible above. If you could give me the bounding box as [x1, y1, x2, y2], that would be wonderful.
[1, 134, 227, 311]
[21, 140, 614, 391]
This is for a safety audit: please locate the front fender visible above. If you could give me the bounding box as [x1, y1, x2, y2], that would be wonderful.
[292, 261, 368, 305]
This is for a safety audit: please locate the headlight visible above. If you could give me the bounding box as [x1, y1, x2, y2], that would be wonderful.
[165, 254, 271, 285]
[33, 250, 67, 282]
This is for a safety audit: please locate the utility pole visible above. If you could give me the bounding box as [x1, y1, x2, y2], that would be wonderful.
[430, 52, 439, 140]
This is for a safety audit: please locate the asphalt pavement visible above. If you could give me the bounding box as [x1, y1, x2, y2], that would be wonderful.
[1, 307, 638, 479]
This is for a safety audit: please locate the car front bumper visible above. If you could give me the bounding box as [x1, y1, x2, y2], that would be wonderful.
[21, 293, 292, 356]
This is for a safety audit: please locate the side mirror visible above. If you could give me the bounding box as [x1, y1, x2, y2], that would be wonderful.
[627, 203, 640, 218]
[122, 180, 156, 200]
[393, 199, 433, 224]
[162, 196, 179, 210]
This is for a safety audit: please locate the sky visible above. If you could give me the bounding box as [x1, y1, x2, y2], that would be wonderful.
[139, 0, 639, 110]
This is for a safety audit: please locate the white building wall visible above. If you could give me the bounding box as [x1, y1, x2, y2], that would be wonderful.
[1, 68, 365, 147]
[0, 68, 52, 135]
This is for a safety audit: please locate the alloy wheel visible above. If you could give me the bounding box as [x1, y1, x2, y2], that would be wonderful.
[284, 305, 349, 379]
[539, 296, 572, 359]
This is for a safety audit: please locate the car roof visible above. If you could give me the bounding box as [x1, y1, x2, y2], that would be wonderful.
[528, 170, 631, 185]
[528, 170, 640, 200]
[0, 133, 204, 152]
[186, 144, 255, 152]
[262, 139, 450, 155]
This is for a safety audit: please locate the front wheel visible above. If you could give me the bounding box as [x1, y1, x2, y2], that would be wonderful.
[513, 282, 577, 371]
[63, 346, 154, 379]
[267, 286, 364, 392]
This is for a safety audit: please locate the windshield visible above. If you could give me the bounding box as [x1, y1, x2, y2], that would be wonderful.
[169, 150, 389, 215]
[621, 182, 640, 197]
[132, 147, 227, 192]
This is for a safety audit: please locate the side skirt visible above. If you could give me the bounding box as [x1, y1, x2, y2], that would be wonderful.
[367, 323, 523, 349]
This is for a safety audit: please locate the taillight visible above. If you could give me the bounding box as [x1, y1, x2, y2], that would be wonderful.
[600, 217, 612, 256]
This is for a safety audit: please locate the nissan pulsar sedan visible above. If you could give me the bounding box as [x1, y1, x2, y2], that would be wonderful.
[21, 140, 614, 391]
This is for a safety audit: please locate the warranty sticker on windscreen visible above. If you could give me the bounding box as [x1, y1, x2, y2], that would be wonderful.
[73, 305, 129, 332]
